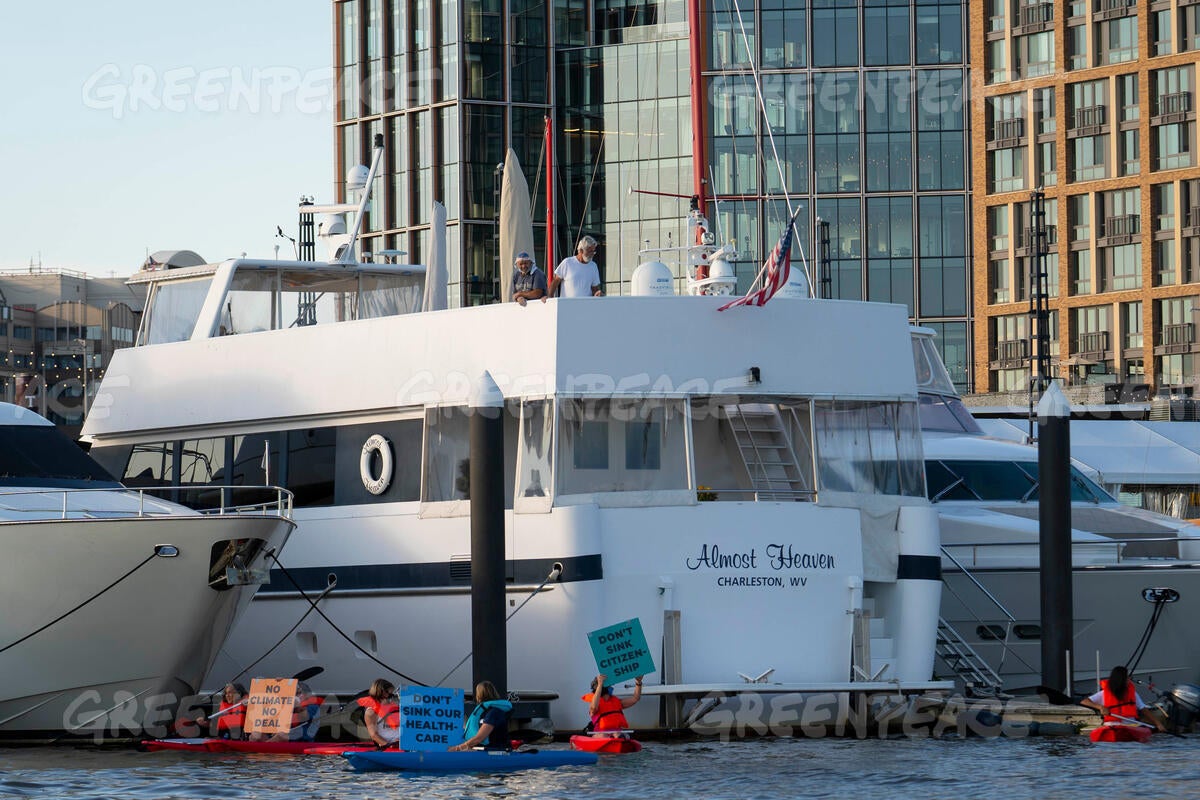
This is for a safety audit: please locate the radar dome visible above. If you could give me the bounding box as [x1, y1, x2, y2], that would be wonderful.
[705, 259, 737, 296]
[346, 164, 371, 191]
[631, 261, 675, 296]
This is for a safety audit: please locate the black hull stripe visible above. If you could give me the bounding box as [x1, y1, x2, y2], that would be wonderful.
[259, 554, 603, 594]
[897, 554, 942, 581]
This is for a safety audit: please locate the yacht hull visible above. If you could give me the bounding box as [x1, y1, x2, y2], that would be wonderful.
[941, 565, 1200, 693]
[0, 515, 292, 742]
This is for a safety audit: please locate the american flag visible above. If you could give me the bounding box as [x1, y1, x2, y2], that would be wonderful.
[718, 208, 801, 311]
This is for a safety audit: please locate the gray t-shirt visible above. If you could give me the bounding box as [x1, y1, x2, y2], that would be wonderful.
[512, 265, 547, 297]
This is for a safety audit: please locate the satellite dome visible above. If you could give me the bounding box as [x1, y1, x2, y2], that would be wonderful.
[346, 164, 371, 191]
[631, 261, 675, 296]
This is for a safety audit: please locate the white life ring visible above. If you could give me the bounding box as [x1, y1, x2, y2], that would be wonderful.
[359, 434, 393, 495]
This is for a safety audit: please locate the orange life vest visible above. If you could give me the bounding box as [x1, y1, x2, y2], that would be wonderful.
[357, 696, 401, 729]
[581, 692, 628, 731]
[291, 695, 323, 729]
[1100, 678, 1139, 724]
[216, 700, 245, 734]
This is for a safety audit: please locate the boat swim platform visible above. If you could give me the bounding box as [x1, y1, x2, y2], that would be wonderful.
[622, 684, 1096, 738]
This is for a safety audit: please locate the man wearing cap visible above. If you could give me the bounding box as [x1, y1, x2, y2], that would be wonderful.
[511, 252, 547, 306]
[550, 236, 604, 298]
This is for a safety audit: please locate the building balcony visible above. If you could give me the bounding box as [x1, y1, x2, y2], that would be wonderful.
[1185, 207, 1200, 237]
[1015, 2, 1054, 34]
[1070, 105, 1106, 137]
[1153, 92, 1193, 124]
[1156, 322, 1197, 355]
[1014, 225, 1059, 256]
[996, 339, 1029, 366]
[1099, 214, 1140, 245]
[1094, 0, 1135, 21]
[988, 117, 1026, 150]
[1076, 330, 1110, 357]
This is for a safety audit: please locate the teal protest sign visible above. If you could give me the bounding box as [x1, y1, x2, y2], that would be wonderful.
[587, 617, 655, 681]
[399, 685, 464, 751]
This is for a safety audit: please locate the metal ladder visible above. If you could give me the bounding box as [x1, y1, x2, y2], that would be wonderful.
[724, 404, 811, 500]
[935, 617, 1006, 698]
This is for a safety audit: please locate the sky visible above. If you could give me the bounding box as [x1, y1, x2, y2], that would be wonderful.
[0, 1, 334, 276]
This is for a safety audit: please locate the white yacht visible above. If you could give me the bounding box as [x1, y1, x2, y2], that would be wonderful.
[911, 331, 1200, 694]
[0, 402, 293, 742]
[79, 209, 952, 733]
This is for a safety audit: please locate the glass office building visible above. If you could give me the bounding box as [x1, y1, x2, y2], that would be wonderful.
[334, 0, 974, 389]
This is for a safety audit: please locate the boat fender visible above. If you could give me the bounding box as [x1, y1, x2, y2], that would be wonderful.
[360, 434, 393, 495]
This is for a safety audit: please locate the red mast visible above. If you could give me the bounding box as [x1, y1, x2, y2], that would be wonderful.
[687, 0, 707, 215]
[545, 115, 555, 281]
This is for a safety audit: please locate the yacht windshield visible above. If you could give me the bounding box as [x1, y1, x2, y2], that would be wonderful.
[0, 426, 121, 488]
[927, 459, 1113, 503]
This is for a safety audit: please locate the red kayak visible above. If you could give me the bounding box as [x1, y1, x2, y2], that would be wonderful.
[569, 734, 643, 754]
[144, 738, 377, 755]
[1090, 724, 1153, 744]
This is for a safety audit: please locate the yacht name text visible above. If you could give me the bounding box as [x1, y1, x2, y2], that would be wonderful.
[685, 544, 836, 588]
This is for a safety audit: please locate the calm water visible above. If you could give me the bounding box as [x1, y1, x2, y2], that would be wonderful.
[1, 737, 1198, 800]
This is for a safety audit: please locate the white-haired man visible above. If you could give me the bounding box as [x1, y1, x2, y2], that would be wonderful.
[511, 252, 546, 306]
[550, 236, 604, 298]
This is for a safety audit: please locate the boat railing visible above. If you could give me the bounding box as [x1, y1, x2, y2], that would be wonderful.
[942, 536, 1200, 565]
[697, 487, 817, 502]
[0, 485, 294, 520]
[938, 546, 1035, 678]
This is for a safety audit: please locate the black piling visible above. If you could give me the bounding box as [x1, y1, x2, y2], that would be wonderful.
[1037, 383, 1073, 692]
[469, 371, 507, 694]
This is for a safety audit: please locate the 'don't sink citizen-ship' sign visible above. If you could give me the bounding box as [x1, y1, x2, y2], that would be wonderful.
[587, 618, 655, 680]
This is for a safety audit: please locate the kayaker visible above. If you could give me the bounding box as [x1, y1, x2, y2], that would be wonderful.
[196, 683, 248, 739]
[582, 673, 643, 733]
[449, 680, 513, 751]
[356, 678, 401, 748]
[247, 681, 324, 742]
[1081, 665, 1166, 731]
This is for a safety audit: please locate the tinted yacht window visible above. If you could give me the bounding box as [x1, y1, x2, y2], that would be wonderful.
[0, 425, 120, 487]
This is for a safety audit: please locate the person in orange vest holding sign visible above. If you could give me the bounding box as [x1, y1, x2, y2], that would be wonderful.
[582, 673, 642, 733]
[195, 683, 247, 739]
[1081, 665, 1166, 731]
[356, 678, 401, 747]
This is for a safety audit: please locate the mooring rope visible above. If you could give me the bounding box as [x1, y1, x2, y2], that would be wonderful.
[0, 548, 160, 655]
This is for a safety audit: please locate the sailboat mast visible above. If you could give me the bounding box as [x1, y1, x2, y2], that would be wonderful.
[687, 0, 707, 215]
[545, 115, 556, 281]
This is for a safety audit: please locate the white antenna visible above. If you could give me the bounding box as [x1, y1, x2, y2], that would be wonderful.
[340, 134, 386, 264]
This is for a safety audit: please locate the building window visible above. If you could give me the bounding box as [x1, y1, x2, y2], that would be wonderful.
[1154, 182, 1176, 231]
[1071, 135, 1107, 182]
[987, 0, 1005, 33]
[1016, 31, 1054, 78]
[1119, 73, 1139, 122]
[989, 204, 1010, 252]
[1101, 16, 1138, 65]
[1104, 243, 1141, 292]
[761, 0, 807, 68]
[914, 0, 962, 65]
[1123, 301, 1143, 350]
[1071, 249, 1092, 295]
[1156, 239, 1178, 286]
[990, 148, 1026, 193]
[1037, 141, 1057, 187]
[1119, 129, 1140, 176]
[812, 0, 859, 68]
[1035, 87, 1056, 134]
[813, 72, 859, 194]
[1066, 24, 1087, 70]
[863, 0, 909, 67]
[865, 196, 914, 312]
[864, 71, 912, 192]
[916, 70, 964, 190]
[1152, 9, 1173, 57]
[918, 196, 967, 317]
[1185, 7, 1200, 53]
[987, 39, 1008, 84]
[991, 258, 1011, 304]
[1156, 124, 1194, 171]
[1070, 194, 1091, 242]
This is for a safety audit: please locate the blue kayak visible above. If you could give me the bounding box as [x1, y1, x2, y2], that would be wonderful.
[343, 749, 598, 773]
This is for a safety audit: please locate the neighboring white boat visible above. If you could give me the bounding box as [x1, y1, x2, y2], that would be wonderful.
[911, 331, 1200, 694]
[0, 402, 294, 742]
[79, 197, 952, 733]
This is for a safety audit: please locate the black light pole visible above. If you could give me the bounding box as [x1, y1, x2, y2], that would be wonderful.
[469, 371, 507, 694]
[1038, 382, 1073, 692]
